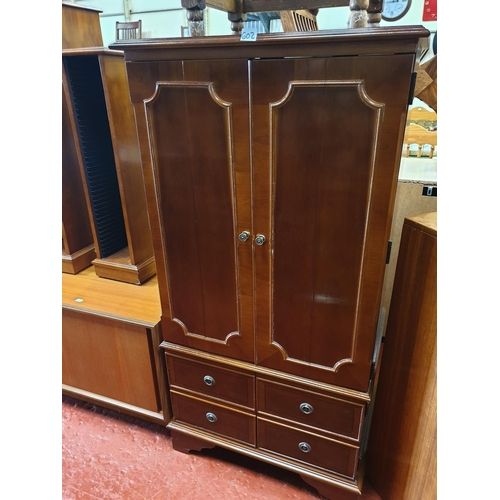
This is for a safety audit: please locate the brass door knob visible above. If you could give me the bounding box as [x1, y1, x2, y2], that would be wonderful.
[238, 231, 250, 242]
[255, 234, 266, 245]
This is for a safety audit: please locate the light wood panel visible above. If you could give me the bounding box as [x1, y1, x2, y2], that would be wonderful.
[62, 267, 160, 324]
[403, 123, 437, 158]
[366, 212, 437, 500]
[62, 267, 169, 424]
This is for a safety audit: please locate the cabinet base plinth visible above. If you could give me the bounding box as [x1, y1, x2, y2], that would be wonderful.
[62, 244, 96, 274]
[92, 253, 155, 285]
[167, 421, 363, 499]
[171, 429, 217, 454]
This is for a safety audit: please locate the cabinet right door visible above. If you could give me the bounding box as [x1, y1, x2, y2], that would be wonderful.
[252, 54, 415, 392]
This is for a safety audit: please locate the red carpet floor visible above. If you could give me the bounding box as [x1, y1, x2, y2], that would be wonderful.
[62, 395, 383, 500]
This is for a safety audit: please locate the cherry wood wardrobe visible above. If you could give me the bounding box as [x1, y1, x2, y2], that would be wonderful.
[112, 26, 429, 498]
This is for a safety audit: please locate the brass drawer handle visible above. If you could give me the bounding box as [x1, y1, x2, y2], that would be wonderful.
[300, 403, 314, 415]
[206, 412, 217, 423]
[298, 442, 311, 453]
[203, 375, 215, 386]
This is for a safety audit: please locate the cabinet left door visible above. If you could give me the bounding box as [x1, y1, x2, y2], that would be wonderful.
[128, 59, 255, 363]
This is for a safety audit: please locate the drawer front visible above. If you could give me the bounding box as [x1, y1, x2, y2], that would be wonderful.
[257, 379, 364, 441]
[166, 354, 255, 409]
[258, 418, 359, 479]
[170, 391, 256, 446]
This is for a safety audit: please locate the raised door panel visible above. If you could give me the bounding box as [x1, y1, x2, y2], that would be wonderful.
[132, 59, 254, 362]
[252, 55, 415, 391]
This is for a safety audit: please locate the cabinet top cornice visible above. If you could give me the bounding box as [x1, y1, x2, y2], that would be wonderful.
[110, 25, 430, 62]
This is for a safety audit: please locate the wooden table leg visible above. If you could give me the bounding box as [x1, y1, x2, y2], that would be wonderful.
[367, 0, 383, 26]
[349, 0, 369, 28]
[182, 0, 206, 36]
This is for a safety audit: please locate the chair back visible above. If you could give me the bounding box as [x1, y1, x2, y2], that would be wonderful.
[403, 123, 438, 159]
[280, 10, 318, 32]
[116, 20, 142, 40]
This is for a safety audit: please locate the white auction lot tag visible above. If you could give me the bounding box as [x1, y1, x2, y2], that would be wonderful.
[240, 29, 257, 42]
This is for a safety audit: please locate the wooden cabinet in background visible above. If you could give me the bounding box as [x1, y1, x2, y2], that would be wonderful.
[62, 48, 155, 284]
[62, 268, 170, 424]
[62, 2, 103, 50]
[62, 2, 103, 274]
[112, 26, 429, 499]
[366, 212, 437, 500]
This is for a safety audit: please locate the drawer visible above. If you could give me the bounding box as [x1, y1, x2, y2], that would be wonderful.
[170, 391, 256, 446]
[257, 379, 364, 441]
[258, 418, 359, 479]
[166, 354, 255, 409]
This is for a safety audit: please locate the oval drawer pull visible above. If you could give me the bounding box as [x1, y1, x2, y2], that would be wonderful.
[203, 375, 215, 386]
[206, 412, 217, 423]
[298, 441, 311, 453]
[299, 403, 314, 415]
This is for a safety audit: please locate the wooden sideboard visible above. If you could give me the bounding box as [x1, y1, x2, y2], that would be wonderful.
[366, 212, 437, 499]
[112, 26, 429, 499]
[62, 267, 170, 425]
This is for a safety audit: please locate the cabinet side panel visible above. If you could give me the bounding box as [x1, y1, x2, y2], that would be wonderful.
[99, 55, 154, 265]
[146, 85, 238, 342]
[366, 218, 437, 500]
[62, 309, 161, 412]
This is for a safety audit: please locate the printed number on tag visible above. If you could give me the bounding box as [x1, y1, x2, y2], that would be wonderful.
[240, 29, 257, 42]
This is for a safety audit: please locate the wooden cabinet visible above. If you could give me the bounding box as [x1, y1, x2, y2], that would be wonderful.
[62, 2, 103, 50]
[62, 267, 170, 424]
[112, 26, 429, 499]
[366, 212, 437, 499]
[62, 48, 155, 284]
[62, 2, 103, 273]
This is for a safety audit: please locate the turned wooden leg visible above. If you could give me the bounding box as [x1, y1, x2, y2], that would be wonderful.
[228, 12, 247, 34]
[367, 0, 384, 26]
[170, 429, 216, 454]
[182, 0, 206, 36]
[349, 0, 369, 28]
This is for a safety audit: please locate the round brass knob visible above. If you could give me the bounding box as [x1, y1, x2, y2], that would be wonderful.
[238, 231, 250, 242]
[255, 234, 266, 246]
